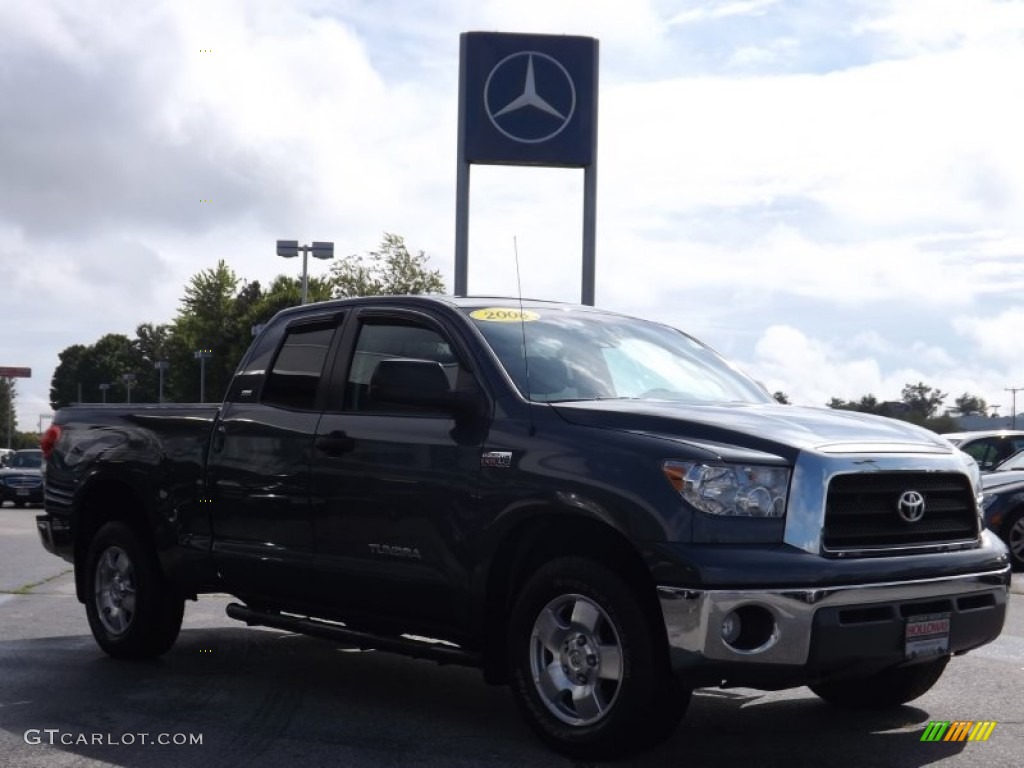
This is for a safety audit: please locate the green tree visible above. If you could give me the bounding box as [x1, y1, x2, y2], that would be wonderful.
[855, 394, 881, 413]
[901, 382, 946, 419]
[50, 344, 89, 409]
[1, 378, 17, 447]
[953, 392, 987, 416]
[826, 394, 882, 414]
[92, 334, 147, 403]
[49, 336, 144, 408]
[167, 260, 241, 403]
[241, 275, 333, 333]
[330, 233, 445, 298]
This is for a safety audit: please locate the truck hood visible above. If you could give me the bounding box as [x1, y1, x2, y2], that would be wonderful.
[549, 401, 953, 462]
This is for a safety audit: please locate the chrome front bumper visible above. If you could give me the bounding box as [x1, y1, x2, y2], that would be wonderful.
[658, 567, 1010, 667]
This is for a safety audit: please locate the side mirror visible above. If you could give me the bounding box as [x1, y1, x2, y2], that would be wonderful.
[368, 359, 483, 417]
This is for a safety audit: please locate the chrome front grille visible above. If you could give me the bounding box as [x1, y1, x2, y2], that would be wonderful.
[2, 475, 42, 489]
[823, 472, 978, 551]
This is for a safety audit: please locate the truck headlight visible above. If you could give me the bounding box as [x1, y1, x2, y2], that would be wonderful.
[663, 461, 790, 518]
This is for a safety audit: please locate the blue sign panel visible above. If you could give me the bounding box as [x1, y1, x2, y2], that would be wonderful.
[459, 32, 598, 167]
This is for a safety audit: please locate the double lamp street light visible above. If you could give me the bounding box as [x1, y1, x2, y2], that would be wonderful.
[276, 240, 334, 304]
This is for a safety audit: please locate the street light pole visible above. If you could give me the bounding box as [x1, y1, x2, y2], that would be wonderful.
[154, 361, 170, 403]
[4, 377, 11, 450]
[276, 240, 334, 304]
[122, 373, 136, 404]
[194, 350, 213, 403]
[1006, 387, 1024, 430]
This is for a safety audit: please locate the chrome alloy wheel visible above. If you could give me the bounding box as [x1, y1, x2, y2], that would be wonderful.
[529, 593, 624, 726]
[95, 546, 137, 635]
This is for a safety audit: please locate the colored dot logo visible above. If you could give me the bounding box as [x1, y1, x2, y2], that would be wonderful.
[200, 199, 212, 203]
[199, 49, 213, 53]
[199, 649, 213, 653]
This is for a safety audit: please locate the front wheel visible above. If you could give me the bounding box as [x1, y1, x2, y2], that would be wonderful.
[810, 657, 949, 709]
[84, 521, 184, 659]
[1002, 508, 1024, 570]
[507, 556, 688, 760]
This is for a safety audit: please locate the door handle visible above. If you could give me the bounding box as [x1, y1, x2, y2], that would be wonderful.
[212, 424, 226, 453]
[316, 430, 355, 456]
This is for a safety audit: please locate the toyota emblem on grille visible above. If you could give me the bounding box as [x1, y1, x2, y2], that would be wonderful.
[897, 490, 926, 523]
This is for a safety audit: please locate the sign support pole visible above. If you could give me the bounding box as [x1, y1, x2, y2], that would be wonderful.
[454, 161, 470, 297]
[454, 35, 471, 298]
[581, 161, 597, 306]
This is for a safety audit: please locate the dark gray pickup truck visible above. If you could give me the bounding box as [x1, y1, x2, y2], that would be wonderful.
[37, 296, 1010, 758]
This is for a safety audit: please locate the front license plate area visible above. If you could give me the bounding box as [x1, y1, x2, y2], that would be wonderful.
[905, 613, 950, 659]
[16, 489, 29, 496]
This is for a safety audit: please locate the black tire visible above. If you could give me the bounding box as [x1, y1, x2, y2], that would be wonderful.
[84, 521, 184, 660]
[1002, 508, 1024, 571]
[810, 657, 949, 709]
[507, 556, 689, 760]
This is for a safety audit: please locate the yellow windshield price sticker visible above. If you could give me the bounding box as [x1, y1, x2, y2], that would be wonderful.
[470, 308, 540, 323]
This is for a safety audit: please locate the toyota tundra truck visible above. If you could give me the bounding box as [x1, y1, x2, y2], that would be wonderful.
[36, 296, 1011, 759]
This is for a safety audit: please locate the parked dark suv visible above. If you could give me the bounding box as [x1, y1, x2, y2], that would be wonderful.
[0, 449, 44, 507]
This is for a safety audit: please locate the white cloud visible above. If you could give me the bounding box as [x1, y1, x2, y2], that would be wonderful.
[4, 0, 1024, 431]
[669, 0, 781, 27]
[746, 324, 1019, 415]
[858, 0, 1024, 55]
[953, 309, 1024, 367]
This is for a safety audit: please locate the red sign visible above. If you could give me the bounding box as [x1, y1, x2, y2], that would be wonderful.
[0, 367, 31, 378]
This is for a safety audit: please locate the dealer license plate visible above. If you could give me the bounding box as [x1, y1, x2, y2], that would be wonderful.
[905, 613, 950, 659]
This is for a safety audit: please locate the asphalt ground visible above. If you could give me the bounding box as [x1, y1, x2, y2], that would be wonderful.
[0, 505, 1021, 767]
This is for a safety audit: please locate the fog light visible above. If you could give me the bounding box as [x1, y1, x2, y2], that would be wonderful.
[722, 605, 778, 652]
[721, 611, 742, 645]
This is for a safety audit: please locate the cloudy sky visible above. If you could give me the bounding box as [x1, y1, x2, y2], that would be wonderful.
[2, 0, 1023, 429]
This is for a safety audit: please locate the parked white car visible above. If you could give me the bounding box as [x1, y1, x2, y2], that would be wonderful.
[943, 430, 1024, 471]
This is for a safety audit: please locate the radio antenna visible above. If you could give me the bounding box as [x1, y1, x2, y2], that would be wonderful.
[513, 236, 534, 433]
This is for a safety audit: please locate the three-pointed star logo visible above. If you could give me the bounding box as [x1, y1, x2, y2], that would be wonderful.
[492, 55, 566, 121]
[484, 50, 576, 144]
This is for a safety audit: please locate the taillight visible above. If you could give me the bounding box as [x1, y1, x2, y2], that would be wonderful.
[41, 424, 62, 461]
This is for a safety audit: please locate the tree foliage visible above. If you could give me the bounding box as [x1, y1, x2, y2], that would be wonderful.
[954, 392, 988, 416]
[900, 382, 947, 419]
[330, 233, 445, 298]
[49, 335, 147, 408]
[48, 233, 445, 407]
[1, 378, 16, 446]
[826, 382, 975, 434]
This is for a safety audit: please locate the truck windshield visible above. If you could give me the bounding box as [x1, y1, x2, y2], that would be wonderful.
[10, 451, 42, 469]
[464, 306, 772, 405]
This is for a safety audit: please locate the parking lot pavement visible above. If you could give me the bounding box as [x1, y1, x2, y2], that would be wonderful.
[2, 509, 1022, 767]
[0, 506, 70, 594]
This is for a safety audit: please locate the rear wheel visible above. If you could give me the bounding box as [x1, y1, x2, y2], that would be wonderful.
[507, 556, 688, 759]
[810, 657, 949, 709]
[84, 521, 184, 659]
